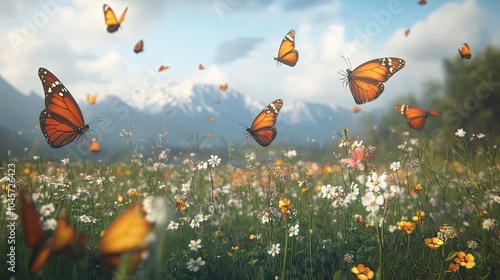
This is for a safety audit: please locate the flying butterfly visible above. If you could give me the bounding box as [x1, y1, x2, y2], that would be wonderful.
[418, 0, 427, 5]
[458, 43, 471, 59]
[103, 4, 128, 33]
[405, 29, 410, 37]
[133, 40, 144, 54]
[340, 57, 405, 104]
[219, 83, 228, 91]
[158, 65, 170, 72]
[241, 99, 283, 147]
[89, 138, 101, 153]
[351, 106, 361, 113]
[199, 63, 205, 70]
[19, 187, 86, 273]
[87, 92, 97, 105]
[394, 104, 441, 131]
[39, 67, 90, 148]
[209, 115, 216, 122]
[98, 197, 165, 275]
[274, 30, 299, 67]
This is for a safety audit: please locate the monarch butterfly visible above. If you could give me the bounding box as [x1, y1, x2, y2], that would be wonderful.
[89, 138, 101, 153]
[274, 30, 299, 67]
[133, 40, 144, 54]
[199, 63, 205, 70]
[103, 4, 128, 33]
[87, 92, 97, 105]
[394, 104, 441, 130]
[39, 67, 90, 148]
[209, 115, 216, 122]
[158, 65, 169, 72]
[19, 187, 85, 273]
[341, 57, 406, 104]
[458, 43, 471, 59]
[241, 99, 283, 147]
[219, 83, 228, 91]
[98, 197, 165, 274]
[351, 106, 361, 113]
[405, 29, 410, 37]
[418, 0, 427, 5]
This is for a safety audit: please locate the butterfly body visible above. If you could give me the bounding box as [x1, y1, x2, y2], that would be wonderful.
[244, 99, 283, 146]
[342, 57, 405, 104]
[394, 104, 441, 130]
[38, 67, 89, 148]
[103, 4, 128, 33]
[274, 30, 299, 67]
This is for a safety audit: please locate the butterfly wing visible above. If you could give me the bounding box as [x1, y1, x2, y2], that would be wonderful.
[246, 99, 283, 146]
[38, 67, 89, 148]
[346, 57, 405, 104]
[103, 4, 127, 33]
[458, 43, 471, 59]
[274, 30, 299, 67]
[133, 40, 144, 54]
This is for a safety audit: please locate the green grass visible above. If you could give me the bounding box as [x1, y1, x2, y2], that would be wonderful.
[1, 129, 500, 279]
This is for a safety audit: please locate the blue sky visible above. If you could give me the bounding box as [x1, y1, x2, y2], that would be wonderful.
[1, 0, 499, 111]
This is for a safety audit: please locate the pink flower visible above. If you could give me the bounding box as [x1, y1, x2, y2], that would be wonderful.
[340, 146, 365, 168]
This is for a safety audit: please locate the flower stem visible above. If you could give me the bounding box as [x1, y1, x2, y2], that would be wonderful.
[281, 231, 289, 280]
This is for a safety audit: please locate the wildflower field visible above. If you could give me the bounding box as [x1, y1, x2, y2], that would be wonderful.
[1, 128, 500, 280]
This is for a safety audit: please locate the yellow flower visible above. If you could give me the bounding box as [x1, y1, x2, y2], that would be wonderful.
[410, 183, 423, 195]
[275, 159, 284, 166]
[454, 251, 476, 269]
[478, 209, 487, 216]
[397, 221, 416, 234]
[175, 199, 186, 212]
[351, 264, 374, 280]
[278, 198, 291, 213]
[424, 237, 444, 249]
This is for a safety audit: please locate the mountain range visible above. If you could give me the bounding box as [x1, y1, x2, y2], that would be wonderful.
[0, 76, 366, 160]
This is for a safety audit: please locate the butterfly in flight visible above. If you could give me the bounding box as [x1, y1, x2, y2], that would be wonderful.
[19, 186, 86, 273]
[394, 104, 441, 130]
[158, 65, 170, 72]
[219, 83, 228, 91]
[98, 197, 164, 275]
[274, 30, 299, 67]
[133, 39, 144, 54]
[418, 0, 427, 5]
[341, 57, 405, 104]
[103, 4, 128, 33]
[405, 29, 410, 37]
[199, 63, 205, 70]
[242, 99, 283, 147]
[458, 43, 471, 59]
[38, 67, 90, 148]
[89, 138, 101, 153]
[87, 92, 97, 105]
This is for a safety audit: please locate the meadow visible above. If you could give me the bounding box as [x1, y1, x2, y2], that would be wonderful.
[1, 127, 499, 280]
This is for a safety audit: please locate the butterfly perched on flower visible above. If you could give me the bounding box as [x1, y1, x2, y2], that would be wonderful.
[274, 30, 299, 67]
[394, 104, 441, 130]
[103, 4, 128, 33]
[241, 99, 283, 147]
[133, 40, 144, 54]
[38, 67, 90, 148]
[458, 43, 471, 59]
[340, 57, 405, 104]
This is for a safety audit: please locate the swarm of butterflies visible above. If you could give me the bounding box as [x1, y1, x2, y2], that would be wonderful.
[33, 2, 473, 275]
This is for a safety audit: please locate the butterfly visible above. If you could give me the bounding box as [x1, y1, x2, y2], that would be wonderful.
[405, 29, 410, 37]
[209, 116, 216, 122]
[341, 57, 405, 104]
[207, 131, 213, 138]
[133, 40, 144, 54]
[98, 197, 164, 275]
[87, 92, 97, 105]
[274, 30, 299, 67]
[199, 63, 205, 70]
[19, 187, 86, 273]
[39, 67, 90, 148]
[219, 84, 228, 91]
[394, 104, 441, 130]
[103, 4, 128, 33]
[158, 65, 170, 72]
[458, 43, 471, 59]
[418, 0, 427, 5]
[89, 138, 101, 153]
[242, 99, 283, 147]
[351, 106, 361, 113]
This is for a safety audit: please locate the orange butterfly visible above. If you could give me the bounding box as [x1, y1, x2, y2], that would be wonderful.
[207, 131, 213, 138]
[219, 84, 228, 91]
[87, 92, 97, 105]
[39, 68, 90, 148]
[405, 29, 410, 37]
[89, 138, 101, 153]
[418, 0, 427, 5]
[341, 57, 405, 104]
[274, 30, 299, 67]
[351, 106, 361, 113]
[158, 65, 170, 72]
[133, 40, 144, 54]
[209, 116, 216, 122]
[242, 99, 283, 147]
[19, 187, 86, 273]
[199, 63, 205, 70]
[98, 197, 164, 275]
[394, 104, 441, 130]
[103, 4, 128, 33]
[458, 43, 471, 59]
